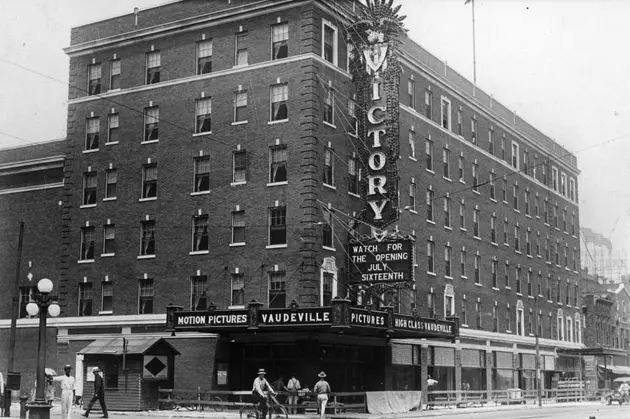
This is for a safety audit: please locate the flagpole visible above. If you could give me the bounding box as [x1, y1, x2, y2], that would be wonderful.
[471, 0, 477, 86]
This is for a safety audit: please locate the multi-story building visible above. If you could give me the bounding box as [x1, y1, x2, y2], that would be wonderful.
[580, 226, 627, 283]
[1, 0, 583, 400]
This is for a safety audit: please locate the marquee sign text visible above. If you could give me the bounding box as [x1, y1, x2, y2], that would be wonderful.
[348, 238, 414, 284]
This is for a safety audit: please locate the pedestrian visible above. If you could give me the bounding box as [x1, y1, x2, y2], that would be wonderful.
[82, 367, 108, 418]
[286, 373, 301, 414]
[0, 371, 4, 417]
[426, 375, 438, 410]
[313, 371, 331, 419]
[53, 365, 76, 419]
[271, 375, 287, 403]
[251, 368, 275, 419]
[45, 374, 55, 405]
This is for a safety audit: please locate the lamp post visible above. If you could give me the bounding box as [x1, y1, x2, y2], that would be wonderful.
[25, 278, 60, 419]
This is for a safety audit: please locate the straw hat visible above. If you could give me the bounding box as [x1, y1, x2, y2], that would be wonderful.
[318, 371, 327, 378]
[257, 368, 267, 376]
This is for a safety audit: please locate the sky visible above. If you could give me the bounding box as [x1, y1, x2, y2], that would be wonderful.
[0, 0, 628, 276]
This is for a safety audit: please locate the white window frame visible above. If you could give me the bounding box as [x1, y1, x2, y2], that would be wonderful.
[234, 91, 248, 123]
[235, 31, 248, 66]
[440, 96, 451, 131]
[569, 178, 576, 201]
[511, 142, 520, 170]
[271, 22, 289, 60]
[444, 286, 455, 317]
[320, 257, 338, 306]
[230, 272, 245, 308]
[551, 166, 559, 191]
[102, 224, 115, 256]
[196, 39, 213, 75]
[322, 20, 338, 66]
[560, 172, 567, 196]
[231, 210, 246, 245]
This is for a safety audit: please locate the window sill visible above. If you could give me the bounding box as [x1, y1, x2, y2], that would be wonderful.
[445, 275, 453, 280]
[544, 223, 550, 227]
[78, 259, 95, 264]
[105, 141, 119, 146]
[80, 204, 97, 209]
[460, 228, 467, 232]
[192, 131, 211, 137]
[137, 254, 156, 260]
[461, 275, 467, 280]
[462, 324, 469, 328]
[348, 192, 360, 198]
[459, 179, 465, 184]
[528, 295, 535, 300]
[515, 250, 522, 255]
[107, 88, 121, 93]
[504, 243, 510, 247]
[473, 236, 481, 241]
[103, 197, 117, 202]
[514, 209, 520, 214]
[474, 282, 482, 287]
[536, 216, 541, 220]
[139, 197, 157, 202]
[473, 190, 480, 195]
[268, 119, 288, 126]
[546, 261, 551, 265]
[232, 121, 248, 126]
[525, 214, 532, 219]
[267, 181, 288, 187]
[191, 191, 210, 196]
[426, 169, 435, 175]
[490, 198, 497, 203]
[228, 305, 246, 310]
[527, 254, 533, 259]
[323, 121, 336, 129]
[506, 330, 512, 334]
[266, 244, 287, 249]
[141, 140, 159, 144]
[444, 226, 452, 231]
[503, 200, 508, 205]
[190, 250, 209, 255]
[231, 181, 247, 187]
[83, 149, 99, 154]
[443, 177, 452, 182]
[427, 271, 437, 277]
[323, 246, 336, 252]
[491, 241, 498, 246]
[492, 287, 500, 291]
[230, 242, 246, 247]
[323, 183, 336, 191]
[409, 156, 417, 162]
[505, 287, 511, 290]
[516, 292, 523, 297]
[101, 253, 115, 258]
[98, 311, 113, 315]
[427, 220, 436, 225]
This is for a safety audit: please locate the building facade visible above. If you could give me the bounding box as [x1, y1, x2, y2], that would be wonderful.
[2, 0, 583, 399]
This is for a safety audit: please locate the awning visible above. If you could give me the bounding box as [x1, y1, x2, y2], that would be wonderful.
[598, 365, 630, 375]
[78, 337, 180, 356]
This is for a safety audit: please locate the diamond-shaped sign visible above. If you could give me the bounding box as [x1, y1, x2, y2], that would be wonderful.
[143, 355, 168, 379]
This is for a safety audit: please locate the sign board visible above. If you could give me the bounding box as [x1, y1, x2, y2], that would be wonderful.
[350, 308, 387, 327]
[393, 314, 457, 338]
[258, 308, 331, 326]
[348, 238, 414, 284]
[143, 355, 168, 380]
[175, 310, 248, 329]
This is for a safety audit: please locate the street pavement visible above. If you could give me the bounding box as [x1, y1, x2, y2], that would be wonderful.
[6, 400, 630, 419]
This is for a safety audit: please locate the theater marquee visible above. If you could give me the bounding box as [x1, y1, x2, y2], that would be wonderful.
[348, 237, 414, 284]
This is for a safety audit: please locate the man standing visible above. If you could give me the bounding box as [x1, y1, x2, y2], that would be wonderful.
[286, 373, 301, 414]
[620, 380, 630, 404]
[82, 367, 108, 418]
[252, 369, 275, 419]
[313, 372, 331, 419]
[53, 365, 76, 419]
[426, 375, 438, 410]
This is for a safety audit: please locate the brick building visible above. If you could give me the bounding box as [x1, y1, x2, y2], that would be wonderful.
[1, 0, 583, 399]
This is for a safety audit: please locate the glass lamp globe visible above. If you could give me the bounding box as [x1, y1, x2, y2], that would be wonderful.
[26, 302, 39, 316]
[48, 303, 61, 318]
[38, 278, 53, 294]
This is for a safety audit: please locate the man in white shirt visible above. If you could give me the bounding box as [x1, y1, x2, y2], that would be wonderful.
[620, 380, 630, 404]
[54, 365, 76, 419]
[252, 369, 275, 419]
[286, 373, 301, 414]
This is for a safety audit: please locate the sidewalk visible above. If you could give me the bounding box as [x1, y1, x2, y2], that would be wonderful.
[6, 400, 605, 419]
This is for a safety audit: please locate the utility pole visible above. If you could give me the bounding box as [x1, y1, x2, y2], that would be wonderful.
[535, 296, 542, 407]
[5, 221, 24, 417]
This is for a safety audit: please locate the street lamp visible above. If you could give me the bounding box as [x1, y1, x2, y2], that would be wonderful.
[25, 278, 60, 419]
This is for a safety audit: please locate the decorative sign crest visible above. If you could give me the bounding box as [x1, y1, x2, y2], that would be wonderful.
[348, 0, 406, 229]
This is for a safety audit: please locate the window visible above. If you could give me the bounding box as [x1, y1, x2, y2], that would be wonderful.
[551, 167, 559, 191]
[197, 40, 213, 74]
[554, 204, 559, 229]
[103, 224, 116, 255]
[488, 129, 495, 154]
[492, 260, 498, 288]
[425, 138, 434, 171]
[322, 210, 333, 249]
[322, 272, 334, 306]
[79, 283, 93, 316]
[85, 117, 99, 150]
[144, 107, 159, 142]
[457, 108, 463, 135]
[193, 156, 210, 192]
[571, 212, 576, 235]
[269, 271, 286, 308]
[535, 195, 540, 217]
[348, 156, 359, 195]
[105, 169, 117, 199]
[233, 150, 247, 183]
[542, 163, 548, 185]
[231, 210, 245, 244]
[564, 245, 568, 268]
[140, 220, 156, 256]
[514, 225, 520, 251]
[516, 267, 521, 294]
[323, 87, 335, 125]
[537, 272, 543, 296]
[471, 118, 477, 144]
[266, 145, 288, 184]
[80, 226, 95, 260]
[424, 90, 432, 119]
[322, 21, 337, 64]
[527, 271, 533, 296]
[270, 83, 288, 121]
[569, 178, 576, 201]
[234, 91, 247, 123]
[101, 282, 113, 312]
[473, 208, 480, 237]
[505, 305, 511, 332]
[426, 189, 434, 221]
[83, 172, 97, 205]
[348, 99, 358, 135]
[110, 59, 121, 90]
[511, 142, 519, 170]
[271, 23, 288, 59]
[490, 215, 496, 243]
[573, 248, 577, 271]
[545, 238, 550, 262]
[563, 209, 567, 232]
[460, 297, 467, 325]
[323, 146, 334, 186]
[503, 220, 509, 245]
[192, 215, 209, 252]
[442, 147, 450, 178]
[88, 64, 102, 95]
[560, 173, 567, 196]
[460, 201, 466, 230]
[458, 156, 464, 182]
[504, 262, 510, 288]
[536, 233, 540, 257]
[526, 230, 531, 256]
[524, 190, 530, 215]
[489, 173, 496, 200]
[544, 200, 549, 224]
[516, 307, 523, 336]
[472, 163, 479, 192]
[235, 32, 248, 66]
[409, 181, 416, 211]
[107, 114, 119, 144]
[546, 276, 552, 301]
[441, 97, 451, 130]
[445, 245, 452, 277]
[444, 196, 451, 228]
[565, 281, 570, 305]
[493, 305, 499, 332]
[194, 98, 212, 134]
[138, 278, 154, 314]
[523, 151, 529, 174]
[475, 301, 482, 329]
[513, 185, 519, 210]
[427, 241, 435, 273]
[502, 178, 507, 202]
[501, 136, 506, 160]
[427, 291, 436, 317]
[445, 293, 454, 317]
[474, 254, 480, 284]
[268, 206, 287, 246]
[191, 275, 207, 310]
[460, 249, 467, 277]
[407, 79, 415, 108]
[142, 163, 157, 199]
[146, 51, 161, 84]
[231, 273, 245, 306]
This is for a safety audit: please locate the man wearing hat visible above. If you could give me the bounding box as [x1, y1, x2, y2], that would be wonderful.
[313, 372, 331, 419]
[53, 365, 76, 419]
[252, 369, 275, 419]
[82, 367, 108, 418]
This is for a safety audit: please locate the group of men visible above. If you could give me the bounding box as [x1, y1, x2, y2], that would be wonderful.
[252, 369, 331, 419]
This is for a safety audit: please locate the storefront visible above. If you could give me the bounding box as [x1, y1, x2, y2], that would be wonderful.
[492, 351, 515, 391]
[461, 349, 486, 392]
